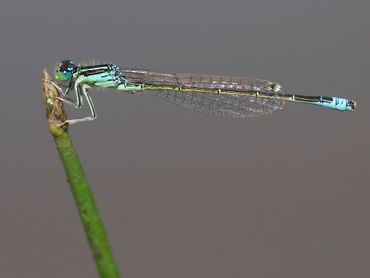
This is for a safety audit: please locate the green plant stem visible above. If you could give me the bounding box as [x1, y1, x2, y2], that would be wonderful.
[42, 70, 120, 278]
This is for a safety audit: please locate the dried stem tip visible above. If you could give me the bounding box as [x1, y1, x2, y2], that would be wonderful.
[42, 69, 68, 135]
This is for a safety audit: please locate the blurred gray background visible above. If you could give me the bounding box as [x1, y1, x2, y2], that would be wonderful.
[1, 0, 369, 277]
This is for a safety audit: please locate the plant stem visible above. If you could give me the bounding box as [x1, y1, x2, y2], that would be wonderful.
[42, 70, 120, 278]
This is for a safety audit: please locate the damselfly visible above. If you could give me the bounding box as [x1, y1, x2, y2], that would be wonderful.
[53, 60, 356, 124]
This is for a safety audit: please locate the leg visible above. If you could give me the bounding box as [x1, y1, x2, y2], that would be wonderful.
[43, 79, 81, 108]
[60, 82, 97, 125]
[59, 79, 73, 97]
[55, 95, 81, 108]
[55, 80, 83, 109]
[43, 79, 72, 97]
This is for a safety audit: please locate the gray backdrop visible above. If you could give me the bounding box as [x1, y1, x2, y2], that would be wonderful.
[1, 0, 369, 277]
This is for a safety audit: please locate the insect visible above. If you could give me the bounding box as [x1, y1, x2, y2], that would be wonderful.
[52, 59, 356, 124]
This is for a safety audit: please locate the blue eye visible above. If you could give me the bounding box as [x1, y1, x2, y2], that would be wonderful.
[56, 70, 73, 81]
[55, 59, 76, 81]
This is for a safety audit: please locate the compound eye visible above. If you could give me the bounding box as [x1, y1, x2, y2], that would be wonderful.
[55, 60, 76, 81]
[55, 70, 73, 81]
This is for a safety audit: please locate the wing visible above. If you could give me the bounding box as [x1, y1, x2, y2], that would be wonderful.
[123, 69, 285, 118]
[151, 90, 284, 118]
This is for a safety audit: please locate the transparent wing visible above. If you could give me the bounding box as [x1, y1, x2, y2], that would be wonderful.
[151, 90, 285, 118]
[123, 69, 285, 118]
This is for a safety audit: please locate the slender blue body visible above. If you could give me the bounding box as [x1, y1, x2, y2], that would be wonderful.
[53, 60, 356, 124]
[315, 97, 352, 111]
